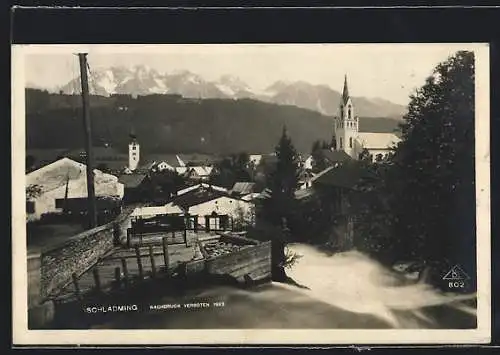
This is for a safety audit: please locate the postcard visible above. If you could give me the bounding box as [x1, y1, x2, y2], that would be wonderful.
[12, 43, 491, 345]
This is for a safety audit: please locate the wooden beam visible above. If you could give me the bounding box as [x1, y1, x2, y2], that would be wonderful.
[77, 53, 97, 229]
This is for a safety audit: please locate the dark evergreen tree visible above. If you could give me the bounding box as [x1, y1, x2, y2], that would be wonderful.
[210, 152, 252, 188]
[262, 126, 301, 281]
[391, 51, 476, 289]
[330, 134, 337, 151]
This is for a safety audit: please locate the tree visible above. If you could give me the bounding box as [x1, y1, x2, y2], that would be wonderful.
[26, 184, 42, 200]
[311, 140, 327, 173]
[210, 152, 252, 188]
[390, 51, 476, 289]
[358, 148, 371, 161]
[330, 134, 337, 151]
[262, 126, 301, 281]
[150, 170, 185, 200]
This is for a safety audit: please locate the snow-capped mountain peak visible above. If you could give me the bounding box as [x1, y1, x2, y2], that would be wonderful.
[51, 66, 407, 118]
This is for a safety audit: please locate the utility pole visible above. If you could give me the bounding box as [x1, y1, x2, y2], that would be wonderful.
[78, 53, 97, 228]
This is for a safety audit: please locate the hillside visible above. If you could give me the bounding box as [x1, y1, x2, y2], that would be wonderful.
[26, 89, 402, 156]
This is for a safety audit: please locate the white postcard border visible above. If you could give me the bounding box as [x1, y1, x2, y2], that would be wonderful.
[12, 43, 491, 345]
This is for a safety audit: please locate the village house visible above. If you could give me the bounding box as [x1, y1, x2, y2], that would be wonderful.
[129, 182, 253, 231]
[183, 166, 214, 182]
[26, 157, 124, 222]
[118, 173, 151, 204]
[302, 155, 314, 171]
[169, 183, 254, 230]
[311, 162, 376, 250]
[249, 154, 263, 167]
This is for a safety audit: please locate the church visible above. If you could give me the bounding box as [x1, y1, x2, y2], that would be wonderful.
[331, 75, 401, 161]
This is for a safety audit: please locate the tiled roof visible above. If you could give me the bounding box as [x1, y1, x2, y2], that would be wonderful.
[171, 187, 229, 210]
[230, 182, 256, 195]
[313, 162, 375, 190]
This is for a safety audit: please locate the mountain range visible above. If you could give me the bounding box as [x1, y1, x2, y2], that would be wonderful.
[43, 65, 407, 119]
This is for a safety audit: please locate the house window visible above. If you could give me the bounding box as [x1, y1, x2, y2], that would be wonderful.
[339, 137, 343, 149]
[55, 199, 64, 209]
[132, 146, 136, 151]
[349, 137, 353, 148]
[26, 201, 35, 214]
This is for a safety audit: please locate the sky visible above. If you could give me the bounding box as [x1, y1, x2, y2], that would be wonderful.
[21, 44, 480, 105]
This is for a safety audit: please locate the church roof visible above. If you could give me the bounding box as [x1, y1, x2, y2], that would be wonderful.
[356, 132, 401, 150]
[342, 74, 350, 105]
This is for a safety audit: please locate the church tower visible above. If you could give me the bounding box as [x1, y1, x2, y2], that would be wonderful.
[128, 131, 140, 171]
[334, 74, 359, 158]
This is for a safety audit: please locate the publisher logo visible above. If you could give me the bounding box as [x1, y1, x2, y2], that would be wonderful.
[443, 265, 470, 289]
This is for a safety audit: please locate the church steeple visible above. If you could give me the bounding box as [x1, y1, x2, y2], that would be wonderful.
[334, 74, 358, 159]
[342, 74, 350, 105]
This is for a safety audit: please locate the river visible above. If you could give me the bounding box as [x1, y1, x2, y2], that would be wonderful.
[91, 243, 477, 329]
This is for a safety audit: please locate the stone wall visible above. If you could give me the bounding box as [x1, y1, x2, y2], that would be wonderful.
[27, 252, 42, 309]
[38, 207, 134, 301]
[40, 224, 114, 300]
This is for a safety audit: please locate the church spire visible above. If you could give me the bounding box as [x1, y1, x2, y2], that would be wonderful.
[342, 74, 350, 105]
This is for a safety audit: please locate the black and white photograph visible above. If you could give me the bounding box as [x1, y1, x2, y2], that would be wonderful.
[12, 43, 490, 345]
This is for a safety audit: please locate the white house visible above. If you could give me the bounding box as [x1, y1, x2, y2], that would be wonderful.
[332, 75, 402, 162]
[26, 157, 124, 221]
[170, 184, 254, 229]
[249, 154, 263, 166]
[183, 166, 214, 181]
[303, 155, 314, 171]
[153, 161, 176, 172]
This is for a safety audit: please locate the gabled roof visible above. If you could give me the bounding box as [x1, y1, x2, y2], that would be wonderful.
[230, 182, 256, 195]
[118, 173, 148, 188]
[320, 149, 352, 163]
[313, 162, 375, 190]
[171, 187, 229, 210]
[146, 154, 183, 168]
[26, 157, 123, 197]
[185, 166, 213, 177]
[177, 183, 228, 196]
